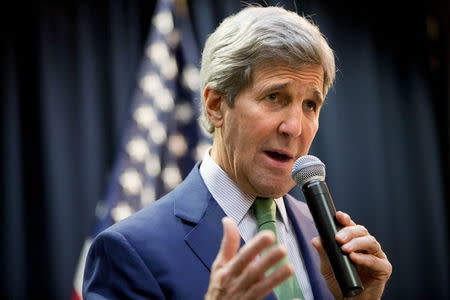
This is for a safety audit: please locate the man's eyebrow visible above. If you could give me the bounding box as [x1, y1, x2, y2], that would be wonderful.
[260, 83, 324, 103]
[312, 89, 324, 105]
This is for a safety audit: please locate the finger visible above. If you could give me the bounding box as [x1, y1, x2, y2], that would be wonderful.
[335, 211, 356, 227]
[336, 224, 369, 244]
[242, 263, 294, 300]
[208, 230, 278, 298]
[341, 235, 382, 256]
[233, 244, 288, 291]
[225, 229, 276, 276]
[213, 217, 241, 270]
[207, 218, 242, 298]
[349, 252, 392, 278]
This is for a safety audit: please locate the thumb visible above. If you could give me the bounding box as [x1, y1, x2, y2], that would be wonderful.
[311, 236, 333, 276]
[312, 236, 339, 287]
[311, 236, 328, 262]
[217, 217, 240, 265]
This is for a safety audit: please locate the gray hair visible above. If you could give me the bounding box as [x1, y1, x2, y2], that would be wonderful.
[199, 6, 336, 134]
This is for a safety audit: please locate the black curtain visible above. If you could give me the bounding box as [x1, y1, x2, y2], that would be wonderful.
[1, 0, 449, 299]
[1, 1, 155, 298]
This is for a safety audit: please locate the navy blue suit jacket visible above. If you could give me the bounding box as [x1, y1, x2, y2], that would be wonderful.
[83, 163, 333, 299]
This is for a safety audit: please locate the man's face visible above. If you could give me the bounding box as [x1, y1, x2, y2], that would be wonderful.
[210, 63, 324, 197]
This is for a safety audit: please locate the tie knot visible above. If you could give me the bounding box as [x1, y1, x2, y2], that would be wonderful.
[253, 197, 276, 229]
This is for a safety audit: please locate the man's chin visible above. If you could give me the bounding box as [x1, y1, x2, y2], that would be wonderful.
[253, 181, 294, 198]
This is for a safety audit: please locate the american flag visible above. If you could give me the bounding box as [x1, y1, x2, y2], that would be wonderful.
[71, 0, 210, 298]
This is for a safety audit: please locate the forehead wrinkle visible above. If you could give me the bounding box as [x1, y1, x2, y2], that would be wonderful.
[256, 76, 324, 100]
[255, 68, 322, 85]
[249, 64, 325, 99]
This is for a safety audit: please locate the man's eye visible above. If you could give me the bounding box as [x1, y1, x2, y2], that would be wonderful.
[266, 93, 278, 101]
[305, 101, 316, 111]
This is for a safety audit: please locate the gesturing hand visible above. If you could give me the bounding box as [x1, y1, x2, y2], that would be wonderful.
[312, 211, 392, 300]
[205, 217, 296, 300]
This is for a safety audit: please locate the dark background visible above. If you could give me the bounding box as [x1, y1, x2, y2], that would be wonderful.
[1, 0, 449, 299]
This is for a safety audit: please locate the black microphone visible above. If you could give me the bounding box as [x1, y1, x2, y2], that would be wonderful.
[291, 155, 363, 298]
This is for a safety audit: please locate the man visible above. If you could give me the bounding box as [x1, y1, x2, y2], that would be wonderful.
[83, 6, 392, 300]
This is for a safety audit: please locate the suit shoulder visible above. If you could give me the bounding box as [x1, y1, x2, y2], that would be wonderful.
[103, 192, 176, 237]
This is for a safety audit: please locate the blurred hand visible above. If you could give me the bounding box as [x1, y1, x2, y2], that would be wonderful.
[205, 217, 295, 300]
[312, 211, 392, 300]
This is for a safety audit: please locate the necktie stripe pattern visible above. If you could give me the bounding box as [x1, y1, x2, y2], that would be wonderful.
[253, 197, 304, 300]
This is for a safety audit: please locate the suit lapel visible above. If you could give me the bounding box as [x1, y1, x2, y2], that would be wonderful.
[284, 195, 334, 300]
[185, 197, 228, 270]
[174, 163, 243, 271]
[173, 164, 277, 300]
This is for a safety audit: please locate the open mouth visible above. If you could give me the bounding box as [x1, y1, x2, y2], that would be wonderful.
[264, 151, 292, 163]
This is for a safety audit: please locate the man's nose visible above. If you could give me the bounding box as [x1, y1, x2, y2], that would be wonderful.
[278, 106, 303, 137]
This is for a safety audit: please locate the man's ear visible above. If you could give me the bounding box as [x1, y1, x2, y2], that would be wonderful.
[203, 87, 226, 128]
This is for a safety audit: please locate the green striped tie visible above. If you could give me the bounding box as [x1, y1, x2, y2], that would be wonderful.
[253, 197, 304, 300]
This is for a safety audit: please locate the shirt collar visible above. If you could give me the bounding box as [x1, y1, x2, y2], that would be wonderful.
[274, 197, 291, 232]
[199, 149, 254, 226]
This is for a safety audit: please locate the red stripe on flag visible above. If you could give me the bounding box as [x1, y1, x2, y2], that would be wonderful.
[71, 289, 82, 300]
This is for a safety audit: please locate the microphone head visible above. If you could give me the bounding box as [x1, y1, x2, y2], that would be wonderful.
[291, 155, 326, 187]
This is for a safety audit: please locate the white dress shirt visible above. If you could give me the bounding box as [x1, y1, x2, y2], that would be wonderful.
[199, 150, 314, 300]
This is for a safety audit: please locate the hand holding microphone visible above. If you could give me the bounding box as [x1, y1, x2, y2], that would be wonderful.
[291, 155, 392, 299]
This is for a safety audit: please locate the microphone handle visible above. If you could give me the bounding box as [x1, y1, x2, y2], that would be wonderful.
[302, 180, 363, 298]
